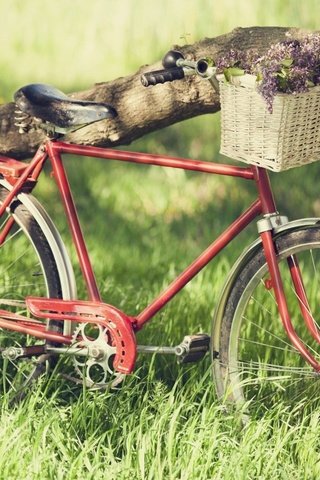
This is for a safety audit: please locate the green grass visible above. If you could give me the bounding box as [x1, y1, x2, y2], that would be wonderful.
[1, 156, 320, 479]
[1, 1, 320, 478]
[1, 372, 320, 479]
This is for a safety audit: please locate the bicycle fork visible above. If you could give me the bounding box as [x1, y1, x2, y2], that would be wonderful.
[259, 222, 320, 371]
[255, 166, 320, 372]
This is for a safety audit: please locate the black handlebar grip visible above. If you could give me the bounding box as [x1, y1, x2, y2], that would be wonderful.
[141, 67, 185, 87]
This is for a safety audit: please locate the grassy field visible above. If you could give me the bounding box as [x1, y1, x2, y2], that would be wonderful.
[2, 1, 320, 478]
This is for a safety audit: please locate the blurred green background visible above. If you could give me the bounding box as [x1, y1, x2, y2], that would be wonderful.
[1, 0, 319, 97]
[1, 0, 320, 306]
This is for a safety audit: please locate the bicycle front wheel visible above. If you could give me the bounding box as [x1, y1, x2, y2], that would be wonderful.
[213, 225, 320, 415]
[0, 184, 65, 401]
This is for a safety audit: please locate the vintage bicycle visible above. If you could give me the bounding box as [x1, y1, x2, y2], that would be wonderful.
[1, 50, 320, 410]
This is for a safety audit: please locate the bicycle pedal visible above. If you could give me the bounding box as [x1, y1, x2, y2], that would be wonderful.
[175, 334, 210, 363]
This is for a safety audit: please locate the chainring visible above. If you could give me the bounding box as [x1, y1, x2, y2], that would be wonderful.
[71, 322, 125, 389]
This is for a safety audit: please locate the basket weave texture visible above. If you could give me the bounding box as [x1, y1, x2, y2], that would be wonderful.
[219, 75, 320, 172]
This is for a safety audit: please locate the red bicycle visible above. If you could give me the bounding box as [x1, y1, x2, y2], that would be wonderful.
[1, 51, 320, 410]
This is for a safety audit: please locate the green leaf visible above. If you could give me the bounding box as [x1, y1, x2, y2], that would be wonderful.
[223, 67, 245, 82]
[223, 68, 231, 82]
[278, 76, 288, 91]
[307, 80, 315, 87]
[277, 69, 287, 79]
[227, 67, 245, 76]
[281, 58, 293, 68]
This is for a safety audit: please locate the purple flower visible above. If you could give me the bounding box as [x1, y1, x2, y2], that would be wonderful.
[217, 34, 320, 111]
[216, 49, 259, 73]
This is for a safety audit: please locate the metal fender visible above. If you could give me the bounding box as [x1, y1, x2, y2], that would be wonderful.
[211, 217, 320, 353]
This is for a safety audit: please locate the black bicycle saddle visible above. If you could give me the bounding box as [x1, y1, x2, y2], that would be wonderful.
[14, 83, 117, 129]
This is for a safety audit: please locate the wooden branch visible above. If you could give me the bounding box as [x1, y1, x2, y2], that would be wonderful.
[0, 26, 308, 159]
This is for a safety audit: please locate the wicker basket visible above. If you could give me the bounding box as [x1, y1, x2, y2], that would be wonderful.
[218, 74, 320, 172]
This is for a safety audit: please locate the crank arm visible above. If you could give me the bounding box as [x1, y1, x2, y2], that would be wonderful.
[137, 345, 176, 354]
[2, 344, 46, 360]
[46, 346, 90, 357]
[138, 334, 210, 363]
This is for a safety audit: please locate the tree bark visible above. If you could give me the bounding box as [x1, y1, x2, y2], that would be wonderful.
[0, 26, 308, 159]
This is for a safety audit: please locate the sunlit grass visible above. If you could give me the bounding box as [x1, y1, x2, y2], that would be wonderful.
[1, 151, 320, 478]
[1, 371, 320, 479]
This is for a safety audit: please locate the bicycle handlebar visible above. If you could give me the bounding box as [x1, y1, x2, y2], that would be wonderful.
[141, 50, 218, 90]
[141, 67, 185, 87]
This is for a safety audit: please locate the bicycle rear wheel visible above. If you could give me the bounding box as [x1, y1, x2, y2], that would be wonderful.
[213, 226, 320, 415]
[0, 185, 63, 401]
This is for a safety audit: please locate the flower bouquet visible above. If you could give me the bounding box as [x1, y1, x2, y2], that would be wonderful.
[216, 35, 320, 172]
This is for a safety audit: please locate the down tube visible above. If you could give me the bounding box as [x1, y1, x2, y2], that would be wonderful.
[136, 199, 262, 330]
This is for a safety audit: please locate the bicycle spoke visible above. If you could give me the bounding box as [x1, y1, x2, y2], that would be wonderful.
[0, 226, 24, 250]
[225, 360, 316, 377]
[241, 313, 299, 352]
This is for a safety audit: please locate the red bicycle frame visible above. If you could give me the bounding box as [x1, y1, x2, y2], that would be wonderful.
[0, 139, 319, 372]
[47, 140, 263, 328]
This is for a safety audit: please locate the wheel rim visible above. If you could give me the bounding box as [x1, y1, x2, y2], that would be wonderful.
[227, 239, 320, 412]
